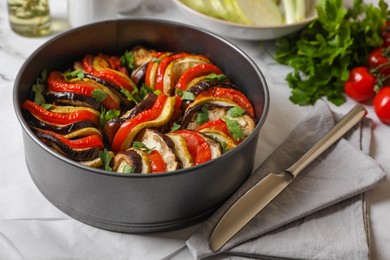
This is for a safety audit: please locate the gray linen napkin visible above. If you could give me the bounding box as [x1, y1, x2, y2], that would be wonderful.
[186, 101, 386, 259]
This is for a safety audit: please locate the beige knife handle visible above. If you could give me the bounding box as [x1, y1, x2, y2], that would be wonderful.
[286, 105, 367, 177]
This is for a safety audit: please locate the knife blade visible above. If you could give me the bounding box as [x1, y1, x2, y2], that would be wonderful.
[209, 104, 367, 252]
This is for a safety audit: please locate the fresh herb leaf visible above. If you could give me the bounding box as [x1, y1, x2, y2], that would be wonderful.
[92, 89, 108, 103]
[120, 50, 136, 71]
[32, 69, 48, 105]
[227, 106, 245, 117]
[196, 105, 209, 124]
[41, 103, 53, 110]
[63, 69, 85, 80]
[222, 117, 245, 141]
[176, 88, 195, 100]
[99, 107, 120, 127]
[99, 148, 112, 171]
[122, 164, 135, 174]
[274, 0, 388, 106]
[170, 121, 181, 132]
[206, 73, 227, 82]
[139, 83, 153, 99]
[132, 141, 154, 154]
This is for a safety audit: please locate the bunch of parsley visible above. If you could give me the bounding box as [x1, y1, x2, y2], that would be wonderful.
[274, 0, 389, 106]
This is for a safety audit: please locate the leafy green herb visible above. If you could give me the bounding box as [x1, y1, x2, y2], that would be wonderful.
[63, 69, 85, 81]
[176, 88, 196, 100]
[122, 164, 135, 174]
[32, 68, 48, 105]
[120, 50, 136, 71]
[220, 140, 228, 153]
[274, 0, 388, 106]
[132, 141, 154, 154]
[99, 107, 120, 127]
[170, 121, 181, 132]
[139, 83, 153, 99]
[196, 105, 209, 124]
[99, 148, 112, 172]
[41, 103, 53, 110]
[206, 73, 227, 82]
[222, 117, 245, 141]
[227, 106, 245, 117]
[92, 89, 108, 103]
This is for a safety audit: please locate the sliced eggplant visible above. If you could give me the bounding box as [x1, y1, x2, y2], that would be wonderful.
[23, 109, 98, 135]
[112, 148, 143, 173]
[136, 128, 182, 171]
[84, 73, 136, 110]
[45, 90, 101, 111]
[121, 92, 157, 120]
[35, 131, 101, 161]
[186, 80, 236, 96]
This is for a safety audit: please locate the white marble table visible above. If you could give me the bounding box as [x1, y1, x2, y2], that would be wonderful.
[1, 0, 389, 259]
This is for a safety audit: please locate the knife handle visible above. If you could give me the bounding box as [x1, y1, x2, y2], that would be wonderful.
[286, 105, 367, 177]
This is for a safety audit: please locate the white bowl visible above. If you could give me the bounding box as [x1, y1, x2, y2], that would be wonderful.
[172, 0, 318, 40]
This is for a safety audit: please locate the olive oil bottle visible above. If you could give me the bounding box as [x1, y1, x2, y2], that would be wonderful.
[7, 0, 51, 37]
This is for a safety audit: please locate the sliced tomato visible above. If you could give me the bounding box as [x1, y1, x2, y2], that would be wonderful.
[145, 52, 171, 89]
[196, 86, 255, 117]
[154, 52, 190, 93]
[147, 150, 167, 173]
[48, 71, 121, 110]
[37, 129, 104, 149]
[175, 63, 223, 91]
[82, 54, 136, 92]
[173, 129, 211, 165]
[111, 94, 169, 152]
[196, 118, 239, 144]
[22, 100, 100, 126]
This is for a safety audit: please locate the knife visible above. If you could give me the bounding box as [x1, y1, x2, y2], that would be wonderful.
[209, 104, 367, 252]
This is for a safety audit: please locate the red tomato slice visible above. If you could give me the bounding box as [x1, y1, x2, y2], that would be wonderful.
[174, 129, 211, 165]
[147, 150, 167, 173]
[22, 100, 100, 126]
[111, 94, 168, 152]
[196, 118, 239, 144]
[37, 129, 104, 149]
[82, 54, 135, 92]
[154, 53, 190, 92]
[196, 86, 255, 117]
[48, 71, 120, 110]
[175, 63, 223, 91]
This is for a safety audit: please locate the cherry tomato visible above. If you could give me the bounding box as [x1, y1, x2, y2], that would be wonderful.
[344, 66, 376, 102]
[374, 86, 390, 125]
[367, 47, 390, 75]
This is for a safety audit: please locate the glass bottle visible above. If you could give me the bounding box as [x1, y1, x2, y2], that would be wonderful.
[7, 0, 51, 37]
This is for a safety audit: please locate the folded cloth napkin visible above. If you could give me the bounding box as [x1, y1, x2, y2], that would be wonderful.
[186, 101, 386, 259]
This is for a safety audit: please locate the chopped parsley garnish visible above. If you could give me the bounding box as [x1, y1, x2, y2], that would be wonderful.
[99, 107, 120, 127]
[120, 50, 136, 71]
[227, 106, 245, 117]
[92, 89, 108, 103]
[63, 69, 84, 81]
[196, 105, 209, 124]
[222, 117, 245, 141]
[99, 148, 112, 172]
